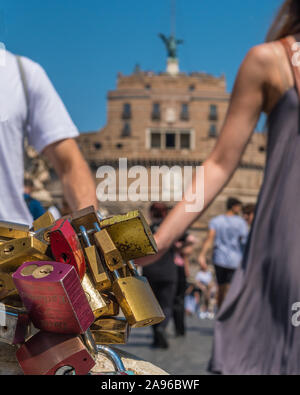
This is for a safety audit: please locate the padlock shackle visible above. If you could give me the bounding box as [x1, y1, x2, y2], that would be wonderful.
[83, 328, 98, 356]
[79, 226, 91, 247]
[127, 260, 139, 277]
[93, 222, 101, 232]
[96, 345, 126, 373]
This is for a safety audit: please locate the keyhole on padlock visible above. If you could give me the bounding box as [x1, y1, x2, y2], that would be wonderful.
[61, 253, 70, 264]
[3, 245, 14, 255]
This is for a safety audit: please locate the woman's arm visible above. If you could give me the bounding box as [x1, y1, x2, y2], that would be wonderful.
[137, 45, 271, 267]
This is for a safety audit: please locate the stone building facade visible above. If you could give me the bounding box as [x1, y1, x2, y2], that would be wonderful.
[44, 60, 266, 256]
[72, 65, 266, 237]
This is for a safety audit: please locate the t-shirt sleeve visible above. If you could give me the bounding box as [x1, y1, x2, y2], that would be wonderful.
[24, 59, 79, 153]
[209, 217, 218, 231]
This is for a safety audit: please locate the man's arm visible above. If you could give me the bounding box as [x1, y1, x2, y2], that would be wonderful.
[43, 138, 98, 211]
[198, 229, 216, 270]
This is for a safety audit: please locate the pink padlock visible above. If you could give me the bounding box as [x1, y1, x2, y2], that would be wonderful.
[13, 261, 94, 334]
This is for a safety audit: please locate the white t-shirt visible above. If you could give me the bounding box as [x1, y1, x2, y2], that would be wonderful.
[0, 51, 79, 225]
[195, 270, 213, 286]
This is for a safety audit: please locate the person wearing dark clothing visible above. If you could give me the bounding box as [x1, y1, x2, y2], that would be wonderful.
[24, 179, 46, 220]
[143, 203, 177, 349]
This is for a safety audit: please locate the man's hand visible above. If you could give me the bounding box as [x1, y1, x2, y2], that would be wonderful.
[43, 138, 98, 211]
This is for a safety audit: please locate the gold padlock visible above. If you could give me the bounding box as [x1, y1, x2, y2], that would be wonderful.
[99, 210, 157, 261]
[102, 292, 119, 317]
[0, 273, 18, 300]
[79, 226, 112, 291]
[112, 268, 165, 328]
[90, 317, 130, 345]
[70, 206, 101, 233]
[0, 236, 50, 273]
[32, 211, 55, 232]
[81, 274, 109, 320]
[94, 229, 124, 272]
[0, 221, 31, 241]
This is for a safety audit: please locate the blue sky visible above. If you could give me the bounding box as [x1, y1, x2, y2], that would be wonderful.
[1, 0, 283, 132]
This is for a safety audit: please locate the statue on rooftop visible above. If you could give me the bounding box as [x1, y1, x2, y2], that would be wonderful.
[159, 33, 183, 59]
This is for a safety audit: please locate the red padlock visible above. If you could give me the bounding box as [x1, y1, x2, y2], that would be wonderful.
[16, 331, 95, 375]
[49, 218, 86, 280]
[12, 261, 94, 334]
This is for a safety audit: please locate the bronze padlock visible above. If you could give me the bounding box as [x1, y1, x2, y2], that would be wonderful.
[79, 225, 112, 291]
[81, 274, 109, 320]
[94, 229, 124, 272]
[111, 268, 165, 328]
[0, 273, 17, 300]
[0, 236, 50, 273]
[32, 211, 55, 232]
[98, 210, 157, 261]
[90, 317, 130, 345]
[0, 221, 31, 242]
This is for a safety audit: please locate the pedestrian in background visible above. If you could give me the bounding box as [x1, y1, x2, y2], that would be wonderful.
[23, 179, 45, 220]
[173, 233, 196, 336]
[198, 197, 248, 308]
[242, 203, 256, 227]
[142, 203, 177, 349]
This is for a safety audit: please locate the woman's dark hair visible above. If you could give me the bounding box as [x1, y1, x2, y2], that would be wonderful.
[266, 0, 300, 42]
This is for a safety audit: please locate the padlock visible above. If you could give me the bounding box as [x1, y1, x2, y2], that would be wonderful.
[98, 210, 158, 260]
[49, 218, 86, 280]
[79, 225, 112, 291]
[0, 273, 17, 300]
[0, 221, 31, 241]
[94, 228, 124, 272]
[0, 304, 32, 345]
[13, 261, 94, 334]
[70, 205, 101, 234]
[90, 317, 130, 345]
[111, 267, 165, 328]
[102, 292, 119, 317]
[32, 211, 55, 232]
[81, 274, 109, 320]
[16, 331, 95, 375]
[0, 236, 50, 273]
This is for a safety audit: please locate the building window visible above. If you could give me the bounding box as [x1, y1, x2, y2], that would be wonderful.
[94, 142, 102, 150]
[121, 123, 131, 137]
[150, 132, 161, 148]
[209, 124, 217, 138]
[122, 103, 131, 120]
[209, 104, 218, 121]
[149, 129, 192, 150]
[145, 84, 151, 90]
[180, 133, 191, 149]
[180, 103, 189, 121]
[116, 143, 123, 149]
[189, 84, 195, 92]
[152, 103, 161, 120]
[166, 132, 176, 149]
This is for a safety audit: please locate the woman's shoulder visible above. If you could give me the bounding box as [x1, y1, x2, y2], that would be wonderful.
[244, 42, 278, 68]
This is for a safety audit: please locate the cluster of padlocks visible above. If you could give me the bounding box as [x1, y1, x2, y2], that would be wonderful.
[0, 206, 165, 375]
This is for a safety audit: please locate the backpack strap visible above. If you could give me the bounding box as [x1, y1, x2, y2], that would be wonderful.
[280, 36, 300, 98]
[16, 55, 30, 133]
